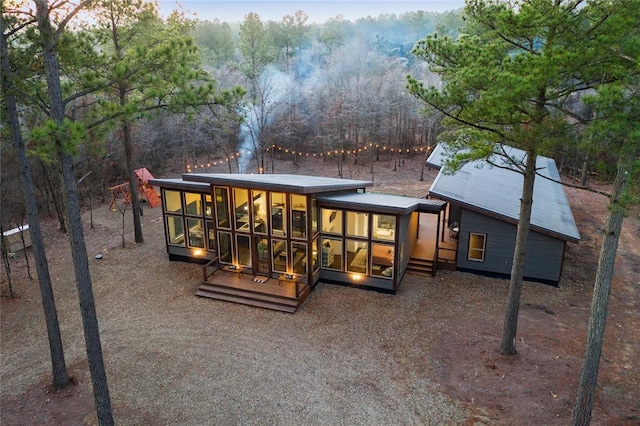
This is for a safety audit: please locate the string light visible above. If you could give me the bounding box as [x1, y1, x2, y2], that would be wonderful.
[185, 144, 433, 172]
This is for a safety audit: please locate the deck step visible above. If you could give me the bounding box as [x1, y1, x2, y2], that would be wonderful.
[407, 264, 433, 272]
[196, 282, 311, 313]
[196, 290, 297, 313]
[408, 258, 434, 267]
[407, 257, 435, 276]
[405, 269, 434, 277]
[198, 283, 300, 305]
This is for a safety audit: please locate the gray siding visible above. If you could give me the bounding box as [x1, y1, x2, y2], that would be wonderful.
[168, 245, 216, 261]
[457, 209, 565, 282]
[319, 270, 395, 291]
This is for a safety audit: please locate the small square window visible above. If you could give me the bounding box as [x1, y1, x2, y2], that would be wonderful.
[468, 233, 486, 262]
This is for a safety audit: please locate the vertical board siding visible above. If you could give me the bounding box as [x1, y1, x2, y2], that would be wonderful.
[458, 209, 565, 282]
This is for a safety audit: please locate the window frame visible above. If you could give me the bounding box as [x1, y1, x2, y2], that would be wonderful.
[345, 211, 368, 238]
[370, 242, 394, 279]
[233, 188, 250, 232]
[217, 231, 233, 264]
[163, 189, 182, 214]
[346, 239, 368, 274]
[214, 187, 231, 230]
[186, 217, 205, 249]
[320, 237, 342, 271]
[184, 192, 203, 216]
[270, 192, 287, 237]
[321, 208, 342, 234]
[166, 215, 185, 247]
[236, 234, 252, 267]
[291, 241, 307, 276]
[467, 232, 487, 262]
[271, 238, 288, 273]
[290, 194, 307, 240]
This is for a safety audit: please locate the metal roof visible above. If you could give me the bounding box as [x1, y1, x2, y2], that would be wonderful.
[427, 144, 581, 242]
[147, 178, 211, 192]
[183, 173, 374, 194]
[318, 192, 446, 215]
[425, 143, 448, 169]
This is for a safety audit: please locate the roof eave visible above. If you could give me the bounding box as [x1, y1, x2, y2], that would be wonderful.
[182, 174, 374, 194]
[429, 191, 580, 243]
[317, 199, 416, 215]
[148, 178, 210, 192]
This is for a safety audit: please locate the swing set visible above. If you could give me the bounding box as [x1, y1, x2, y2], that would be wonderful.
[109, 168, 161, 211]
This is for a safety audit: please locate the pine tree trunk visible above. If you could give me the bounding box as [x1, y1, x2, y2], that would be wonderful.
[40, 160, 67, 232]
[0, 226, 14, 299]
[112, 17, 143, 244]
[580, 153, 589, 187]
[573, 152, 634, 425]
[500, 149, 537, 355]
[35, 2, 113, 423]
[122, 120, 144, 243]
[1, 15, 70, 387]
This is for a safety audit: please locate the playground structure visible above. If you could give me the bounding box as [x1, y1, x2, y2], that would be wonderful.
[109, 168, 161, 211]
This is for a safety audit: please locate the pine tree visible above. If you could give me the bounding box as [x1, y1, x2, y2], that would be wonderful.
[407, 0, 633, 355]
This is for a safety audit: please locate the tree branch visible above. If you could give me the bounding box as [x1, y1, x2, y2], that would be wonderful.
[535, 170, 612, 198]
[53, 0, 93, 39]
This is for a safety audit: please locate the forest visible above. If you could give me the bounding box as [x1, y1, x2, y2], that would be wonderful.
[2, 2, 627, 228]
[1, 1, 638, 425]
[1, 3, 468, 229]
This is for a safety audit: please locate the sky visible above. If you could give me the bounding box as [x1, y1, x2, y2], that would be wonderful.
[158, 1, 466, 24]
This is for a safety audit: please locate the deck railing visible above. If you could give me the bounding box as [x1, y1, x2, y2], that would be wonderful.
[202, 256, 219, 282]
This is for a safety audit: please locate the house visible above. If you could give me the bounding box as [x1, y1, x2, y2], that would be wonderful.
[426, 144, 581, 285]
[149, 174, 447, 312]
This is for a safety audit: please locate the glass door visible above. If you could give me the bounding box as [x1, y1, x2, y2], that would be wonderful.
[254, 237, 271, 276]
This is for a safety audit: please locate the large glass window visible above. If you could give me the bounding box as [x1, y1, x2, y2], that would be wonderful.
[371, 243, 394, 279]
[256, 237, 270, 272]
[252, 190, 267, 234]
[218, 232, 232, 263]
[215, 187, 230, 229]
[292, 242, 307, 275]
[468, 233, 486, 261]
[164, 190, 182, 214]
[272, 239, 287, 273]
[206, 221, 216, 251]
[311, 199, 318, 235]
[186, 218, 205, 248]
[320, 237, 342, 270]
[321, 209, 342, 234]
[167, 216, 185, 246]
[236, 234, 251, 267]
[271, 192, 287, 237]
[373, 214, 396, 241]
[184, 193, 202, 216]
[234, 188, 249, 231]
[346, 240, 368, 274]
[291, 194, 307, 239]
[346, 211, 368, 238]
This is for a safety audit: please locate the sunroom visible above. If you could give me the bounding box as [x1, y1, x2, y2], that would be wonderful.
[149, 174, 445, 312]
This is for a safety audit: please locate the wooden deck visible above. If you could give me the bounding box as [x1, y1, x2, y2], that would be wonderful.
[197, 268, 311, 313]
[408, 213, 458, 275]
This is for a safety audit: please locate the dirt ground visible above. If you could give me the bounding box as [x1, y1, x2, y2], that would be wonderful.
[1, 155, 639, 425]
